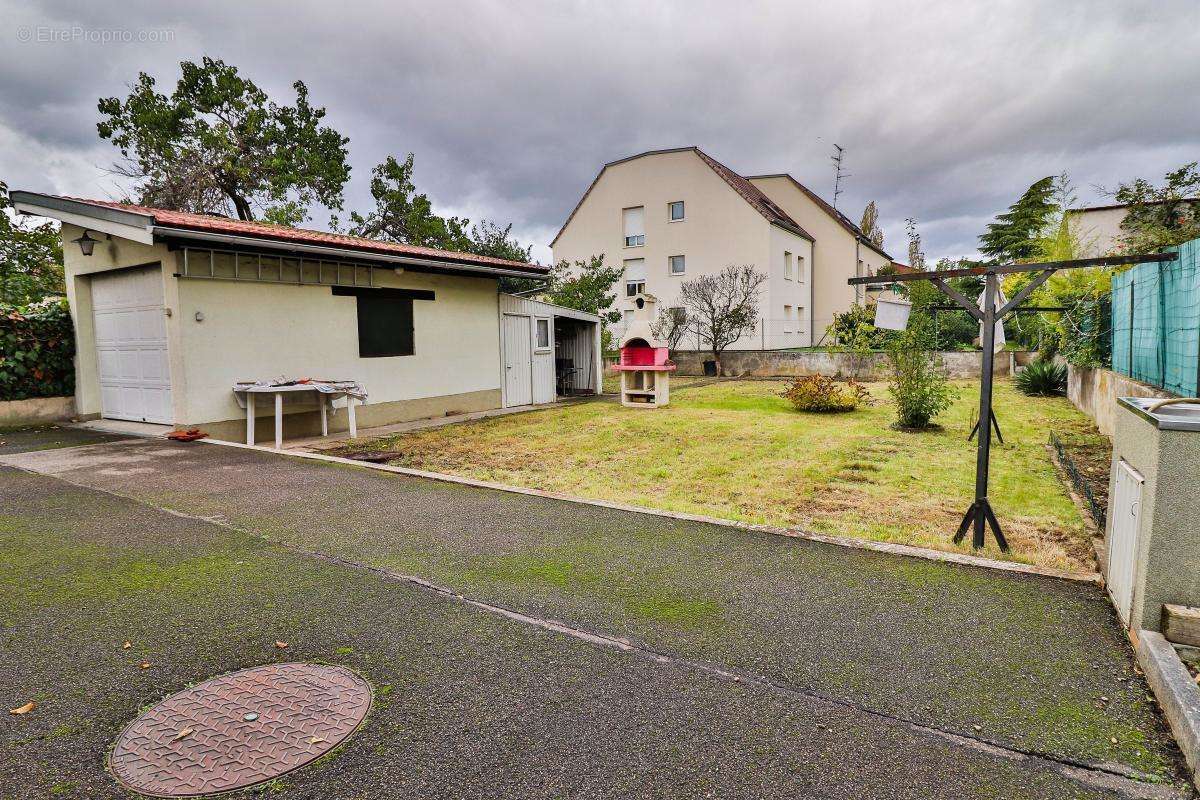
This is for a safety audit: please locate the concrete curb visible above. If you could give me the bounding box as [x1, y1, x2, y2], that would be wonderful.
[200, 437, 1101, 585]
[1136, 631, 1200, 789]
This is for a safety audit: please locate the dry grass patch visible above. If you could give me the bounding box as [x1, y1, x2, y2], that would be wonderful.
[335, 379, 1102, 571]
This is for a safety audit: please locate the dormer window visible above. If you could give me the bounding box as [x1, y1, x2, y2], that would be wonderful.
[623, 206, 645, 247]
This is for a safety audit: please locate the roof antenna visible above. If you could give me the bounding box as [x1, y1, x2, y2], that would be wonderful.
[831, 144, 850, 210]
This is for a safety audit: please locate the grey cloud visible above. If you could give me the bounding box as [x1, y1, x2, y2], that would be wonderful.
[2, 0, 1197, 263]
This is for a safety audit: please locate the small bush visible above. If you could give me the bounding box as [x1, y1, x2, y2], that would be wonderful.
[1015, 359, 1067, 396]
[780, 375, 870, 413]
[0, 296, 75, 401]
[885, 320, 955, 429]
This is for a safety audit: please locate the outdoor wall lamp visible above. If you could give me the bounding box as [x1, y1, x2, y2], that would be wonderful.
[73, 229, 97, 256]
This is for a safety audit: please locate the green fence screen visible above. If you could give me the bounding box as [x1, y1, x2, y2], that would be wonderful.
[1111, 237, 1200, 396]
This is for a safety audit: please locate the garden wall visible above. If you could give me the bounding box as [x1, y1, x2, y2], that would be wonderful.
[667, 350, 1018, 380]
[1067, 364, 1168, 437]
[0, 396, 75, 427]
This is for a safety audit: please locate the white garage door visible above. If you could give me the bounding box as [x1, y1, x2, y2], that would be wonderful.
[91, 265, 172, 424]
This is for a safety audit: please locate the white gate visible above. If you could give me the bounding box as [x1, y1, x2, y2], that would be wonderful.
[502, 314, 533, 407]
[91, 265, 172, 424]
[1107, 459, 1144, 626]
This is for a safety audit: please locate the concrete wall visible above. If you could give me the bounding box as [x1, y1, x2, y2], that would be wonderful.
[1068, 364, 1168, 436]
[749, 175, 891, 339]
[176, 269, 503, 437]
[551, 149, 777, 351]
[667, 349, 1013, 380]
[1109, 402, 1200, 632]
[1068, 206, 1126, 258]
[0, 396, 75, 426]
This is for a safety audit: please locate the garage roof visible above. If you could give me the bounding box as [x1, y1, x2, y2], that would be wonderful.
[11, 192, 550, 280]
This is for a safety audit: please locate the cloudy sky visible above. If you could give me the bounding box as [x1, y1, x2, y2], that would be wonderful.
[3, 0, 1198, 264]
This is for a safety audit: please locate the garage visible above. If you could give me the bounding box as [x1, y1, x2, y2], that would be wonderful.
[91, 264, 173, 423]
[498, 293, 602, 408]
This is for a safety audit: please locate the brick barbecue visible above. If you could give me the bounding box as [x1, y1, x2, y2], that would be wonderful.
[612, 293, 676, 408]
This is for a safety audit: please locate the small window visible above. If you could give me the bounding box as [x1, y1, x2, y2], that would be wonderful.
[535, 318, 550, 350]
[355, 294, 414, 357]
[669, 255, 685, 275]
[784, 251, 794, 281]
[623, 206, 645, 247]
[783, 305, 793, 333]
[668, 201, 685, 221]
[624, 257, 646, 296]
[623, 309, 634, 326]
[796, 255, 806, 282]
[626, 279, 645, 297]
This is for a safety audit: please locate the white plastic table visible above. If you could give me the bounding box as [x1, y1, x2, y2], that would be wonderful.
[234, 384, 358, 450]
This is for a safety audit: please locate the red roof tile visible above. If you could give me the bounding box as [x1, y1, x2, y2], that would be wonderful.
[57, 196, 549, 274]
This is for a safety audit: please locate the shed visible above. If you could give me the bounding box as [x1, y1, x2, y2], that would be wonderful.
[12, 192, 555, 444]
[497, 293, 602, 407]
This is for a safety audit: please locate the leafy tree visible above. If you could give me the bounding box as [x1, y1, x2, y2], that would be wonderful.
[860, 201, 884, 248]
[0, 182, 64, 304]
[1109, 162, 1200, 254]
[342, 154, 471, 250]
[904, 218, 925, 270]
[98, 57, 350, 225]
[978, 176, 1057, 262]
[544, 254, 624, 341]
[469, 219, 538, 293]
[678, 264, 767, 376]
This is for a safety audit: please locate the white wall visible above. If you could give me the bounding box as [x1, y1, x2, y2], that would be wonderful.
[766, 225, 816, 348]
[176, 268, 502, 426]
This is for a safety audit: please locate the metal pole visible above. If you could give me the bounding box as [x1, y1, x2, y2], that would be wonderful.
[972, 273, 998, 549]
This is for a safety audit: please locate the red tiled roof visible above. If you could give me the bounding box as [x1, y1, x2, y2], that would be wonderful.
[56, 196, 549, 274]
[889, 261, 918, 274]
[549, 146, 815, 247]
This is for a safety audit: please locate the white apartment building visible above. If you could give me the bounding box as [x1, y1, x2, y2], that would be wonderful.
[550, 147, 892, 349]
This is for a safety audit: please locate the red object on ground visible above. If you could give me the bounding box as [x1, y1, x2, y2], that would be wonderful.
[167, 428, 209, 442]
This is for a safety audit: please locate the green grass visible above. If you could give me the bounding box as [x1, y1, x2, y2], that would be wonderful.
[337, 378, 1101, 571]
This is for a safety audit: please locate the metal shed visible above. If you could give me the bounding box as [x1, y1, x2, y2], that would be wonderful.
[498, 293, 602, 407]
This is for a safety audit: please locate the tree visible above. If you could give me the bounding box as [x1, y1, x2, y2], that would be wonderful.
[544, 255, 624, 350]
[978, 176, 1058, 262]
[678, 264, 767, 376]
[650, 305, 691, 354]
[0, 181, 64, 305]
[860, 201, 884, 248]
[98, 57, 350, 225]
[1109, 162, 1200, 254]
[905, 218, 925, 270]
[342, 154, 471, 250]
[885, 316, 955, 430]
[468, 219, 538, 293]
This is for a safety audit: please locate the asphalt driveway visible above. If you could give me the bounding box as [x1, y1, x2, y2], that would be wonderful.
[0, 436, 1191, 799]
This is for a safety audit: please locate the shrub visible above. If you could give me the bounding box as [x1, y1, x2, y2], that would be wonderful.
[1015, 359, 1067, 396]
[780, 375, 870, 413]
[885, 320, 955, 429]
[0, 296, 75, 401]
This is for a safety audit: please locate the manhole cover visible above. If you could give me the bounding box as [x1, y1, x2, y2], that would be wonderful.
[110, 662, 371, 797]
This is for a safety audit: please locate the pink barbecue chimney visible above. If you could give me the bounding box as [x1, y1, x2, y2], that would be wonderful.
[613, 293, 676, 408]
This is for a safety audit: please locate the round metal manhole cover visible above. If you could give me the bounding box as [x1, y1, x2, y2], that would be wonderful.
[110, 663, 371, 797]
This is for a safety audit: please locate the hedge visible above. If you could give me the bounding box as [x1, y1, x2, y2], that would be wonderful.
[0, 297, 74, 401]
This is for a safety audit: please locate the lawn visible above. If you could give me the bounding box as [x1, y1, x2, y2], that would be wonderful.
[334, 379, 1103, 571]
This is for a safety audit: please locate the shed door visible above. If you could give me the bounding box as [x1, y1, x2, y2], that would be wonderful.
[91, 265, 172, 424]
[502, 314, 533, 407]
[1107, 459, 1144, 626]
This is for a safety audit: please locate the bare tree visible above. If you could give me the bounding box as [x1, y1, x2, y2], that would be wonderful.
[650, 305, 691, 355]
[678, 265, 767, 376]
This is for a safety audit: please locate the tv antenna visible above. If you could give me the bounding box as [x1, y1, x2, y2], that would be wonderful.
[831, 144, 850, 209]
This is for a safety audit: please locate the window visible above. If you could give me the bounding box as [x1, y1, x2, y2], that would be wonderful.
[623, 206, 645, 247]
[334, 286, 434, 358]
[783, 305, 793, 333]
[624, 258, 646, 296]
[669, 255, 685, 275]
[784, 251, 794, 280]
[796, 254, 806, 282]
[668, 201, 685, 221]
[623, 309, 634, 327]
[535, 318, 550, 350]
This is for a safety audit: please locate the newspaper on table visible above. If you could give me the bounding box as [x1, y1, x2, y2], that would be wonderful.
[231, 378, 367, 409]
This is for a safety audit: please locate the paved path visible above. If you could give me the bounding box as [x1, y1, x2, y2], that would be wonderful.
[0, 437, 1192, 799]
